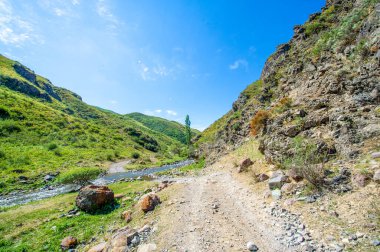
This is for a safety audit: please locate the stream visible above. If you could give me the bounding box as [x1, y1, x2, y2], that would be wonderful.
[0, 159, 193, 208]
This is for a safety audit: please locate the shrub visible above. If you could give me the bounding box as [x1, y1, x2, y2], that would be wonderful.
[0, 150, 5, 159]
[250, 110, 271, 136]
[57, 167, 102, 185]
[131, 152, 140, 159]
[0, 106, 10, 119]
[47, 143, 58, 151]
[281, 137, 328, 190]
[0, 120, 21, 136]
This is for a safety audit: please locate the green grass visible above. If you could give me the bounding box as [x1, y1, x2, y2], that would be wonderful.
[0, 54, 187, 193]
[56, 167, 103, 185]
[126, 112, 200, 144]
[0, 181, 154, 252]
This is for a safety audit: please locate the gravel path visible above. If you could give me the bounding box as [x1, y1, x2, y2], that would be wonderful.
[155, 170, 318, 252]
[108, 160, 131, 173]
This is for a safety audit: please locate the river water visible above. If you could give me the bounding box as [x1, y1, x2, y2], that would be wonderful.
[0, 159, 193, 208]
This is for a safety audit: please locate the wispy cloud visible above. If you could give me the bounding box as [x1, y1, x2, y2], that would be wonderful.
[71, 0, 80, 5]
[137, 60, 175, 81]
[0, 0, 36, 45]
[229, 59, 248, 70]
[96, 0, 119, 29]
[109, 100, 118, 105]
[166, 110, 177, 116]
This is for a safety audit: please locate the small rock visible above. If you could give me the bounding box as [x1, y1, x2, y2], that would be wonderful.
[281, 183, 296, 194]
[88, 242, 106, 252]
[61, 236, 78, 251]
[246, 241, 259, 251]
[373, 170, 380, 183]
[271, 189, 282, 200]
[137, 243, 157, 252]
[372, 240, 380, 246]
[283, 198, 296, 206]
[44, 174, 55, 182]
[121, 210, 132, 223]
[257, 173, 269, 182]
[287, 168, 303, 182]
[131, 235, 140, 246]
[238, 158, 254, 173]
[140, 193, 161, 213]
[352, 173, 371, 187]
[371, 152, 380, 159]
[268, 171, 290, 190]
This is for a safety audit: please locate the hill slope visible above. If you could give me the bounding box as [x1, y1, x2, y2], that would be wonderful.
[0, 54, 186, 193]
[197, 0, 380, 165]
[126, 112, 200, 144]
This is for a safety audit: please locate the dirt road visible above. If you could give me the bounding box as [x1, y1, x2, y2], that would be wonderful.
[154, 167, 315, 252]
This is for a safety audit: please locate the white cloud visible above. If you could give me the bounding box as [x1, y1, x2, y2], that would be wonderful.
[96, 0, 119, 29]
[229, 59, 248, 70]
[166, 110, 177, 116]
[72, 0, 80, 5]
[154, 109, 162, 113]
[0, 0, 36, 45]
[137, 60, 175, 81]
[54, 8, 66, 16]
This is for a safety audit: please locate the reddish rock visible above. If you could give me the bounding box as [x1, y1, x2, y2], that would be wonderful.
[257, 173, 269, 182]
[237, 158, 254, 173]
[283, 198, 297, 207]
[121, 210, 132, 223]
[287, 168, 303, 182]
[76, 185, 114, 213]
[60, 236, 78, 251]
[105, 227, 138, 251]
[140, 193, 161, 213]
[352, 173, 371, 187]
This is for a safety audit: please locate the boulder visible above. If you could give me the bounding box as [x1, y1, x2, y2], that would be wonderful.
[60, 236, 78, 251]
[76, 185, 114, 213]
[352, 173, 371, 187]
[268, 171, 290, 190]
[140, 193, 161, 213]
[371, 152, 380, 159]
[121, 210, 132, 223]
[88, 242, 106, 252]
[238, 158, 254, 173]
[373, 170, 380, 183]
[137, 243, 157, 252]
[257, 173, 269, 182]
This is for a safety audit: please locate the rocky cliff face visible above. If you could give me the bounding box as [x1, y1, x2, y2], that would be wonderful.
[198, 0, 380, 164]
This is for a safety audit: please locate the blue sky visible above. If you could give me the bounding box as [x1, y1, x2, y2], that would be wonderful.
[0, 0, 325, 130]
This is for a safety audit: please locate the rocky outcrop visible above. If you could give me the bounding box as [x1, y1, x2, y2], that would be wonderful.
[198, 0, 380, 165]
[75, 185, 114, 213]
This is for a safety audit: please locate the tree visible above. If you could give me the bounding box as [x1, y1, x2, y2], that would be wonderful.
[185, 115, 192, 152]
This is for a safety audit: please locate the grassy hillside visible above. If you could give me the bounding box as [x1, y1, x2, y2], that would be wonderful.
[126, 112, 200, 144]
[0, 54, 186, 194]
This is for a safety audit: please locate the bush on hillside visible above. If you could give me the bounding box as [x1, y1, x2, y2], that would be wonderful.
[0, 120, 21, 136]
[0, 106, 10, 119]
[0, 150, 5, 159]
[250, 110, 271, 136]
[57, 167, 102, 185]
[47, 143, 58, 151]
[131, 152, 140, 159]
